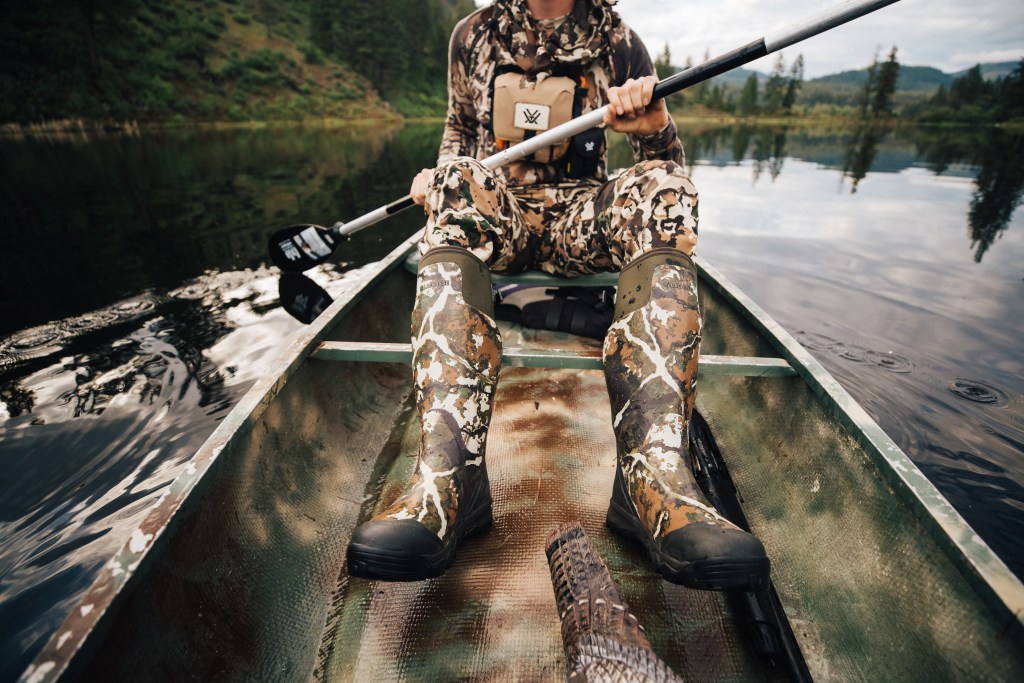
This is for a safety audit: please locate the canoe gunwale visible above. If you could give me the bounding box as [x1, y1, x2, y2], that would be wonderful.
[693, 255, 1024, 636]
[21, 233, 1022, 681]
[20, 232, 425, 683]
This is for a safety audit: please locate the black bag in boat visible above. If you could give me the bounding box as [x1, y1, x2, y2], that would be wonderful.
[495, 285, 615, 340]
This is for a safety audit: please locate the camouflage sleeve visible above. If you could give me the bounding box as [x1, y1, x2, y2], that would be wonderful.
[437, 19, 480, 164]
[617, 29, 686, 166]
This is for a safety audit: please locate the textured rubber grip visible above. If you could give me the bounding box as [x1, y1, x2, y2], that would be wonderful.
[545, 523, 685, 683]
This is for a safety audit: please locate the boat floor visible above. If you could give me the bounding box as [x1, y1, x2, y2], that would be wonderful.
[319, 327, 770, 681]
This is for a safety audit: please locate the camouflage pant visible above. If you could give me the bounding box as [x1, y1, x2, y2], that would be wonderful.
[421, 157, 699, 276]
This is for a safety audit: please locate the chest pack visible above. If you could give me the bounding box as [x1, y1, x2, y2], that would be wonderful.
[491, 66, 604, 177]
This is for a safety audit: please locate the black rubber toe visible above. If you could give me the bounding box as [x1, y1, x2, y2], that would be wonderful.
[607, 495, 770, 592]
[660, 523, 770, 591]
[347, 499, 493, 582]
[347, 519, 450, 582]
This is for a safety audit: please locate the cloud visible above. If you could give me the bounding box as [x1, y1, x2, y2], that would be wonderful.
[610, 0, 1024, 77]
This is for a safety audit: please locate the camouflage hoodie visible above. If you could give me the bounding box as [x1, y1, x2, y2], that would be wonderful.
[439, 0, 685, 188]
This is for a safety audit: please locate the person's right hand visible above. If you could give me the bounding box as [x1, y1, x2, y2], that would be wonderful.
[411, 168, 434, 209]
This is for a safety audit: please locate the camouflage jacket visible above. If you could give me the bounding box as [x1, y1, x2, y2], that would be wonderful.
[439, 0, 685, 188]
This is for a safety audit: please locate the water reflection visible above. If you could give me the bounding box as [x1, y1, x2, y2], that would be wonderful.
[841, 123, 886, 193]
[0, 122, 439, 338]
[905, 128, 1024, 262]
[658, 123, 1023, 261]
[279, 272, 334, 324]
[2, 120, 1022, 678]
[965, 134, 1024, 262]
[0, 122, 442, 678]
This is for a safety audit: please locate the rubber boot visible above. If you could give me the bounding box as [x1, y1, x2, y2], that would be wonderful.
[347, 248, 502, 581]
[603, 248, 770, 591]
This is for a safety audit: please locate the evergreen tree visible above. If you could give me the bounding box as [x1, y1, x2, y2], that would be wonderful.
[763, 53, 786, 114]
[653, 44, 685, 110]
[309, 0, 340, 56]
[994, 59, 1024, 120]
[870, 47, 900, 116]
[693, 49, 710, 104]
[310, 0, 458, 103]
[950, 64, 987, 105]
[781, 54, 804, 114]
[654, 44, 674, 80]
[857, 53, 878, 118]
[257, 0, 284, 40]
[738, 72, 759, 116]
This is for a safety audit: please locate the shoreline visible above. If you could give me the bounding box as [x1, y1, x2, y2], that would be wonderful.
[4, 111, 1021, 140]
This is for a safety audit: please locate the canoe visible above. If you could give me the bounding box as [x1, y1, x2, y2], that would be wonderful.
[22, 233, 1024, 682]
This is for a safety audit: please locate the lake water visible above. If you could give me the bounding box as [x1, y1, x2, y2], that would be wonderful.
[1, 121, 1022, 678]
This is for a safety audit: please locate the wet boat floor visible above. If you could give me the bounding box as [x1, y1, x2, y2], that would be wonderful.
[321, 342, 769, 681]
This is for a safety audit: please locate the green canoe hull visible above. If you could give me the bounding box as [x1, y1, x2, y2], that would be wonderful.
[22, 235, 1024, 682]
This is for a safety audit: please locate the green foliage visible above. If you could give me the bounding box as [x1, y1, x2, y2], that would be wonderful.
[301, 42, 324, 65]
[653, 44, 685, 111]
[753, 53, 804, 116]
[782, 55, 804, 113]
[738, 73, 759, 116]
[851, 47, 900, 121]
[0, 0, 383, 124]
[762, 54, 787, 114]
[871, 48, 900, 117]
[307, 0, 467, 110]
[909, 58, 1024, 123]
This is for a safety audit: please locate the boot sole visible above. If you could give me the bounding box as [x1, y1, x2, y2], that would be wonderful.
[347, 504, 494, 582]
[607, 498, 769, 591]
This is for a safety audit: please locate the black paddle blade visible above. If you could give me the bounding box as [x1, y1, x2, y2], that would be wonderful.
[278, 272, 334, 324]
[268, 223, 343, 271]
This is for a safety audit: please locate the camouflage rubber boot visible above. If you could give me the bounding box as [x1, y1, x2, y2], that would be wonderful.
[347, 247, 502, 581]
[603, 248, 769, 591]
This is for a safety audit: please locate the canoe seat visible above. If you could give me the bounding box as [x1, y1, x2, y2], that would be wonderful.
[403, 251, 618, 288]
[381, 250, 796, 378]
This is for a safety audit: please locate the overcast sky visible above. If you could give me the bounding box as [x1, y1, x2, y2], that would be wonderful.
[478, 1, 1024, 77]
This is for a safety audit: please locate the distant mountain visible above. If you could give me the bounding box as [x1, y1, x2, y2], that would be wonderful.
[808, 61, 1020, 92]
[951, 62, 1020, 80]
[710, 66, 769, 87]
[695, 61, 1020, 95]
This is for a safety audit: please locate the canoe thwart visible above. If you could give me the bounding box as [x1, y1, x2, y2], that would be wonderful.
[313, 341, 797, 376]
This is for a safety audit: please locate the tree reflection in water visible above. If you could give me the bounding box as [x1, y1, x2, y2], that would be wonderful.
[966, 134, 1024, 262]
[662, 122, 1022, 262]
[911, 127, 1024, 262]
[1, 120, 1022, 677]
[841, 123, 886, 194]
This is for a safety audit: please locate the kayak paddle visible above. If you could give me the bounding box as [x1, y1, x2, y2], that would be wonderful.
[269, 0, 902, 272]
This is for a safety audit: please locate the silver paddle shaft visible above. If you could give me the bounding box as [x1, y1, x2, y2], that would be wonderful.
[337, 0, 901, 238]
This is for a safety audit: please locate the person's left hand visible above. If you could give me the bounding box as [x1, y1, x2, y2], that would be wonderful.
[603, 75, 669, 136]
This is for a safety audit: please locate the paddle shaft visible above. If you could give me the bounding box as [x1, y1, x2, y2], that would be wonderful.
[335, 0, 901, 238]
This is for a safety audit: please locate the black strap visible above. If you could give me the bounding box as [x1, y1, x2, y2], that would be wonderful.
[569, 300, 589, 336]
[545, 297, 565, 331]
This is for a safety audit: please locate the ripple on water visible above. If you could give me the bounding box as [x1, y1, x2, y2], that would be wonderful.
[794, 331, 846, 353]
[7, 326, 64, 350]
[948, 378, 1007, 405]
[0, 325, 67, 367]
[169, 283, 213, 300]
[111, 298, 157, 319]
[66, 311, 119, 332]
[839, 345, 915, 373]
[795, 332, 916, 374]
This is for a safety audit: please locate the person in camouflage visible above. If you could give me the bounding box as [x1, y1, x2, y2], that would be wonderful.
[347, 0, 769, 590]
